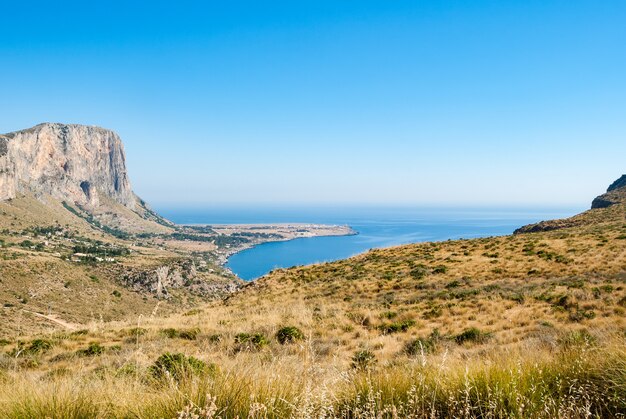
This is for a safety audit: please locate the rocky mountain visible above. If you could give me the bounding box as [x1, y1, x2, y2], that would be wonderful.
[0, 123, 171, 233]
[0, 123, 138, 209]
[514, 174, 626, 234]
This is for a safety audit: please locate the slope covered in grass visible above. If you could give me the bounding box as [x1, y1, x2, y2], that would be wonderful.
[0, 179, 625, 417]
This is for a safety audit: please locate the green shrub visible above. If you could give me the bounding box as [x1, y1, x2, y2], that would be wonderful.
[600, 284, 614, 293]
[568, 309, 595, 322]
[276, 326, 305, 344]
[149, 352, 210, 381]
[10, 339, 53, 356]
[178, 328, 200, 340]
[455, 328, 490, 344]
[409, 264, 428, 279]
[19, 240, 34, 248]
[405, 329, 441, 355]
[234, 333, 269, 350]
[378, 319, 415, 334]
[160, 328, 179, 338]
[351, 350, 377, 370]
[77, 342, 105, 357]
[423, 306, 442, 319]
[11, 339, 53, 356]
[160, 327, 200, 340]
[207, 334, 222, 343]
[126, 327, 147, 337]
[432, 265, 448, 274]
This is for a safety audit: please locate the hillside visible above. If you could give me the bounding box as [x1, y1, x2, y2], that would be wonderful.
[0, 123, 354, 338]
[0, 123, 241, 336]
[0, 176, 624, 417]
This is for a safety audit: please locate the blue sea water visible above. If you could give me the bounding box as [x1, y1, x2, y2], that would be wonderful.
[157, 206, 581, 281]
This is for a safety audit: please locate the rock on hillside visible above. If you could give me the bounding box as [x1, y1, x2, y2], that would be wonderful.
[591, 174, 626, 209]
[0, 123, 138, 209]
[514, 174, 626, 234]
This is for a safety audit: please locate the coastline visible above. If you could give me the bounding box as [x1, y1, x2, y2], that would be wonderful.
[176, 223, 358, 272]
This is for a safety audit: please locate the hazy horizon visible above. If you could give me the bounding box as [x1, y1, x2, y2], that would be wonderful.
[2, 1, 625, 207]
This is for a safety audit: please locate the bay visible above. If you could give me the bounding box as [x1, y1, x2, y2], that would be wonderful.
[157, 206, 581, 280]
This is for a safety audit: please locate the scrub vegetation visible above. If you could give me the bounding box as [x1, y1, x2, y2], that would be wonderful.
[1, 186, 625, 417]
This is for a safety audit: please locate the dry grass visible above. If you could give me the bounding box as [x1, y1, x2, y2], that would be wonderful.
[0, 328, 623, 417]
[1, 196, 625, 417]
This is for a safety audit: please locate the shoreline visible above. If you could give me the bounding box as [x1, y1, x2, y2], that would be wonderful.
[221, 227, 358, 268]
[178, 223, 358, 271]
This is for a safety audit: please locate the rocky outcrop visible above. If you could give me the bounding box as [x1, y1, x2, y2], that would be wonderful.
[119, 259, 240, 298]
[0, 123, 138, 209]
[515, 174, 626, 234]
[591, 174, 626, 209]
[513, 218, 583, 234]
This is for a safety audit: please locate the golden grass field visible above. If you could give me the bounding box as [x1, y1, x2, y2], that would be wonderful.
[0, 191, 625, 417]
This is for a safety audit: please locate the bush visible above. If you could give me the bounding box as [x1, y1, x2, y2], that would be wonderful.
[351, 350, 377, 370]
[149, 352, 210, 382]
[77, 342, 105, 357]
[178, 328, 200, 340]
[207, 334, 222, 343]
[378, 319, 415, 334]
[405, 330, 441, 355]
[455, 328, 490, 345]
[276, 326, 304, 344]
[160, 328, 200, 340]
[26, 339, 53, 354]
[126, 327, 147, 337]
[569, 309, 596, 322]
[410, 264, 428, 279]
[160, 328, 179, 339]
[11, 339, 53, 356]
[432, 265, 448, 274]
[423, 306, 442, 319]
[234, 333, 269, 350]
[379, 311, 397, 319]
[445, 280, 461, 289]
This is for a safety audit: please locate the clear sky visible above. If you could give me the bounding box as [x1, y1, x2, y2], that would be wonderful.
[1, 1, 625, 207]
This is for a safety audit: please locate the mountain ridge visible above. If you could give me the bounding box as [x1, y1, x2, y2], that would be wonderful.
[0, 122, 173, 234]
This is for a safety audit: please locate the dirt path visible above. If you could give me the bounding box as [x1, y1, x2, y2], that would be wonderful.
[22, 309, 78, 330]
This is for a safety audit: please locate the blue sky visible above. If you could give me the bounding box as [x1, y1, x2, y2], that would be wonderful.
[1, 1, 625, 207]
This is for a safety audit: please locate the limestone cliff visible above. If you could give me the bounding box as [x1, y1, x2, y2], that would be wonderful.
[0, 123, 138, 209]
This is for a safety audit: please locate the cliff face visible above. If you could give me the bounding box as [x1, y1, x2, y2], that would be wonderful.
[514, 174, 626, 234]
[591, 174, 626, 209]
[0, 123, 137, 209]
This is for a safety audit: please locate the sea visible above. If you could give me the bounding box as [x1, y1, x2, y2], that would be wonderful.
[156, 206, 582, 281]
